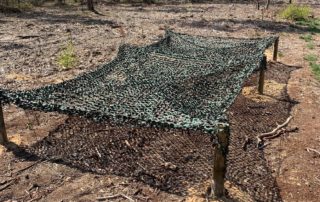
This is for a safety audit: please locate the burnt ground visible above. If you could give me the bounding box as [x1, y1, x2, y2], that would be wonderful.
[0, 1, 320, 202]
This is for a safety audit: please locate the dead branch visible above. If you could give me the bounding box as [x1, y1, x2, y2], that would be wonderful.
[13, 160, 44, 175]
[0, 179, 15, 192]
[97, 194, 134, 202]
[257, 116, 293, 147]
[26, 195, 42, 202]
[306, 148, 320, 156]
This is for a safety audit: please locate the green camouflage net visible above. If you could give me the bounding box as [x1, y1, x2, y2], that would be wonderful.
[0, 30, 278, 134]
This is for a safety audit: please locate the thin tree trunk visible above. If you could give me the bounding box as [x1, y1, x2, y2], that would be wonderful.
[87, 0, 94, 11]
[266, 0, 270, 9]
[256, 0, 260, 10]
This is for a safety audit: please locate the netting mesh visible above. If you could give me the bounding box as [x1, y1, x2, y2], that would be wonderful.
[22, 62, 295, 202]
[0, 30, 278, 134]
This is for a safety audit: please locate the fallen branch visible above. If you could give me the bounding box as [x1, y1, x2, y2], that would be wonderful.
[13, 160, 44, 175]
[306, 148, 320, 156]
[264, 127, 298, 140]
[0, 179, 15, 192]
[26, 195, 42, 202]
[97, 194, 134, 202]
[257, 116, 293, 147]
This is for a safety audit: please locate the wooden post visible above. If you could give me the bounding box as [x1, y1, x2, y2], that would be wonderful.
[258, 56, 267, 95]
[213, 123, 230, 198]
[0, 102, 8, 144]
[273, 37, 279, 61]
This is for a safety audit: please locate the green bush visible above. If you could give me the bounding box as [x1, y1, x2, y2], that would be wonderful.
[300, 34, 313, 42]
[307, 42, 315, 50]
[57, 41, 77, 70]
[304, 54, 318, 63]
[310, 63, 320, 80]
[279, 4, 311, 21]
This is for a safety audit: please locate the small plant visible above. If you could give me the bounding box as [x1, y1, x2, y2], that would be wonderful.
[279, 4, 311, 21]
[310, 63, 320, 80]
[304, 54, 318, 63]
[307, 42, 315, 50]
[57, 41, 77, 70]
[304, 54, 320, 80]
[300, 34, 313, 42]
[278, 51, 284, 58]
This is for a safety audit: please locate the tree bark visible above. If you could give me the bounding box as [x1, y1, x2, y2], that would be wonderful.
[266, 0, 270, 9]
[87, 0, 94, 11]
[0, 102, 8, 145]
[213, 123, 230, 198]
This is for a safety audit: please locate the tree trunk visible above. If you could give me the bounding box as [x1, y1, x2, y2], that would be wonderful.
[87, 0, 94, 11]
[256, 0, 260, 10]
[266, 0, 270, 9]
[56, 0, 64, 5]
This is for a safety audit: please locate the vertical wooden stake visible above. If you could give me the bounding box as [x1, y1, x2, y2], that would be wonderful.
[273, 37, 279, 61]
[0, 102, 8, 144]
[213, 123, 230, 198]
[258, 56, 267, 95]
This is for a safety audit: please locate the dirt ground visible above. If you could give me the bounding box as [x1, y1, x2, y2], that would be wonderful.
[0, 1, 319, 202]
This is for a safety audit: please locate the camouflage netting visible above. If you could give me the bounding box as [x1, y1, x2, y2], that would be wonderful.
[0, 30, 278, 134]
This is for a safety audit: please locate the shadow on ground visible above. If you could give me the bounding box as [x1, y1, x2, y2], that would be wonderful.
[175, 18, 320, 34]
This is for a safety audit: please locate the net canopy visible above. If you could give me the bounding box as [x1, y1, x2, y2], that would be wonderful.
[0, 30, 278, 134]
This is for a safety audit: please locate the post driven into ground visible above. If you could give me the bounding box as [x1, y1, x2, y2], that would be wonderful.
[258, 55, 267, 95]
[213, 123, 230, 198]
[273, 37, 279, 61]
[0, 102, 8, 144]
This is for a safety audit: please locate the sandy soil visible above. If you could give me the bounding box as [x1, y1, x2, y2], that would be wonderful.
[0, 1, 319, 201]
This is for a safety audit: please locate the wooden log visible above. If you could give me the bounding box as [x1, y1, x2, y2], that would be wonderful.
[273, 37, 279, 61]
[0, 102, 8, 144]
[213, 123, 230, 198]
[258, 56, 267, 95]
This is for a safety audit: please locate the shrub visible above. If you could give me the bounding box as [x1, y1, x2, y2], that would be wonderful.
[307, 42, 315, 50]
[310, 63, 320, 80]
[304, 54, 317, 63]
[300, 34, 313, 42]
[57, 41, 77, 70]
[279, 4, 311, 21]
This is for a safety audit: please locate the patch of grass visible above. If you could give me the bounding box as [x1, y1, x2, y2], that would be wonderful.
[278, 51, 284, 58]
[304, 54, 318, 63]
[299, 34, 313, 42]
[57, 41, 77, 70]
[310, 63, 320, 80]
[296, 18, 320, 28]
[304, 54, 320, 80]
[307, 42, 315, 50]
[279, 4, 311, 21]
[296, 18, 320, 33]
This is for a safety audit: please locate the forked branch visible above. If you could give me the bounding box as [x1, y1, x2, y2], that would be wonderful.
[257, 116, 293, 147]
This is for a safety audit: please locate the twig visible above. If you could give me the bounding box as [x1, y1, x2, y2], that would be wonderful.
[0, 179, 15, 192]
[257, 116, 293, 147]
[97, 194, 134, 202]
[13, 160, 44, 175]
[306, 148, 320, 156]
[26, 195, 42, 202]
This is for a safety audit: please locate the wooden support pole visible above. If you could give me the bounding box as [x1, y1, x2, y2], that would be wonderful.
[273, 37, 279, 61]
[213, 123, 230, 198]
[0, 102, 8, 144]
[258, 56, 267, 95]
